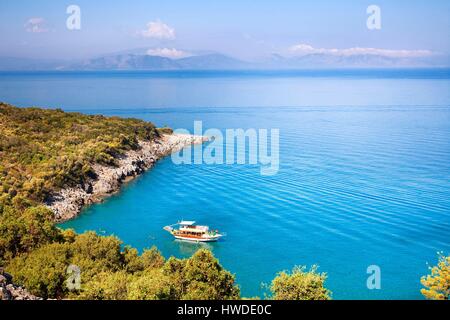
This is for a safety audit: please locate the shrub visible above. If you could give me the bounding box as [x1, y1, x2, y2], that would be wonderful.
[163, 249, 240, 300]
[270, 265, 331, 300]
[127, 269, 172, 300]
[76, 271, 130, 300]
[141, 246, 165, 270]
[6, 242, 71, 299]
[421, 252, 450, 300]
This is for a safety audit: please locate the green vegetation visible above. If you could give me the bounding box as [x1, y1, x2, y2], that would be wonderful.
[0, 103, 162, 263]
[0, 102, 159, 203]
[0, 204, 60, 263]
[7, 232, 239, 300]
[0, 103, 331, 300]
[269, 265, 331, 300]
[421, 252, 450, 300]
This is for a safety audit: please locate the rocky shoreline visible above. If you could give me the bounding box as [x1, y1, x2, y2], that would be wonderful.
[0, 268, 40, 300]
[46, 133, 206, 222]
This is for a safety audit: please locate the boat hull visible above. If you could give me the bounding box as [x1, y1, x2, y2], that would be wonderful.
[173, 235, 222, 242]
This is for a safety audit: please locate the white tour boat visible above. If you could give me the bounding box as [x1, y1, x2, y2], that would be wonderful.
[163, 221, 224, 242]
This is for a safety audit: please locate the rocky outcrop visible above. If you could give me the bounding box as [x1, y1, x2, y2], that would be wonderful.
[0, 268, 41, 300]
[46, 133, 206, 222]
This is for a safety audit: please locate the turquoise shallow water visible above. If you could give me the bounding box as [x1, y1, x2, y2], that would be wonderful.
[1, 70, 449, 299]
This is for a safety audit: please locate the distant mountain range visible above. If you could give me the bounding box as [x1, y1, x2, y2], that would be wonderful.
[63, 53, 250, 71]
[0, 53, 251, 71]
[266, 53, 449, 69]
[0, 51, 448, 71]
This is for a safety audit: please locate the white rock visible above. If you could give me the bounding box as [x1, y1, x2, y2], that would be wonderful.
[46, 134, 206, 222]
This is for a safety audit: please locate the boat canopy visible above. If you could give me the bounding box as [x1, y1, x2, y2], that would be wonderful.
[179, 220, 196, 226]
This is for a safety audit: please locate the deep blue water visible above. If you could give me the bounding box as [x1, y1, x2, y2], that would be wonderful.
[1, 70, 449, 299]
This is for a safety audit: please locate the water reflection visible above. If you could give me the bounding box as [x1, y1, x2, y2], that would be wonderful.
[174, 239, 214, 255]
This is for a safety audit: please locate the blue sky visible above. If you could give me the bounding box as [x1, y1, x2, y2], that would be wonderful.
[0, 0, 449, 60]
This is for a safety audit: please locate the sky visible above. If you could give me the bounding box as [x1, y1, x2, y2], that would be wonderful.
[0, 0, 449, 61]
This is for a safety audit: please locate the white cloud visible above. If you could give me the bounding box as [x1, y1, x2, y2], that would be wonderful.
[24, 17, 48, 33]
[140, 20, 175, 39]
[146, 48, 191, 59]
[289, 43, 433, 58]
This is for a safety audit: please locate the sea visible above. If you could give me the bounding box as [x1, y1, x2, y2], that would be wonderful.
[1, 69, 449, 299]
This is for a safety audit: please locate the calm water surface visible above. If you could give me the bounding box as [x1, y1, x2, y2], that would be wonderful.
[1, 70, 449, 299]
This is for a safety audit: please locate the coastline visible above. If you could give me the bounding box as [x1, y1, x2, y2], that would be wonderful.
[46, 133, 206, 222]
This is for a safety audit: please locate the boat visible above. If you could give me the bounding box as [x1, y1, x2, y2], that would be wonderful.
[163, 221, 224, 242]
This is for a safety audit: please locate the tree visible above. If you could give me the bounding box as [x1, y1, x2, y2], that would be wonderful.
[270, 265, 331, 300]
[421, 252, 450, 300]
[127, 269, 172, 300]
[76, 271, 130, 300]
[160, 249, 240, 300]
[141, 246, 165, 270]
[6, 242, 71, 299]
[0, 204, 61, 262]
[5, 232, 126, 299]
[70, 231, 124, 279]
[19, 206, 62, 251]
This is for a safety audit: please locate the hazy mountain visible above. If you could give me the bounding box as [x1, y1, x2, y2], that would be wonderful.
[62, 53, 250, 71]
[67, 54, 179, 70]
[0, 51, 448, 71]
[176, 54, 250, 70]
[266, 53, 450, 69]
